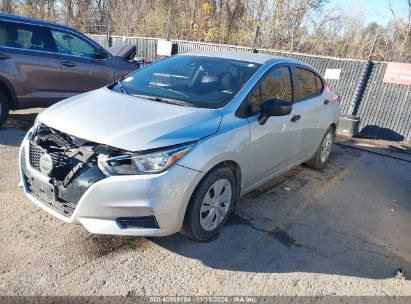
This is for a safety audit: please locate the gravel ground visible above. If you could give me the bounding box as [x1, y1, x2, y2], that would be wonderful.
[0, 109, 410, 296]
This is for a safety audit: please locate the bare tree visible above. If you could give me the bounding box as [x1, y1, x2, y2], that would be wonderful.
[0, 0, 15, 13]
[3, 0, 411, 62]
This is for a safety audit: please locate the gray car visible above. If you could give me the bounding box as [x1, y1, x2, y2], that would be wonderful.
[0, 13, 138, 125]
[19, 51, 340, 241]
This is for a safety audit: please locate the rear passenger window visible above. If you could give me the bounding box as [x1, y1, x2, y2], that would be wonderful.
[295, 68, 318, 100]
[248, 66, 292, 115]
[0, 21, 52, 52]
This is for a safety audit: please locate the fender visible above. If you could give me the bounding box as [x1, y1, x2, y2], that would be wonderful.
[178, 113, 251, 191]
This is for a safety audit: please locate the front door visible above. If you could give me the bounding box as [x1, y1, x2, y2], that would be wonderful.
[48, 28, 114, 99]
[246, 65, 302, 187]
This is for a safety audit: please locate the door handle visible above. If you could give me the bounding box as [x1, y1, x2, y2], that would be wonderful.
[324, 99, 330, 105]
[0, 53, 11, 60]
[61, 61, 76, 67]
[290, 115, 301, 123]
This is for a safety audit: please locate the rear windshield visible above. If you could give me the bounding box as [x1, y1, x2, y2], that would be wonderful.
[110, 55, 261, 108]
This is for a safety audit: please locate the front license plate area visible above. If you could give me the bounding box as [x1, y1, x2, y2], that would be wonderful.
[31, 176, 57, 202]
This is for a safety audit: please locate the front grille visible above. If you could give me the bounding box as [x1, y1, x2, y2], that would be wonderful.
[22, 149, 76, 217]
[24, 174, 76, 217]
[29, 143, 76, 176]
[29, 143, 43, 172]
[23, 128, 106, 218]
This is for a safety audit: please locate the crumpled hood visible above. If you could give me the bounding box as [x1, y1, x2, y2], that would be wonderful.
[37, 88, 223, 151]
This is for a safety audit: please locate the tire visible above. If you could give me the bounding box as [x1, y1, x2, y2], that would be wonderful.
[0, 92, 10, 126]
[305, 126, 334, 170]
[182, 166, 236, 242]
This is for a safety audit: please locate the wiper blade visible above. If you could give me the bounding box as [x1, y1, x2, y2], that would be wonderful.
[152, 97, 193, 107]
[117, 80, 127, 94]
[130, 94, 158, 100]
[131, 94, 193, 107]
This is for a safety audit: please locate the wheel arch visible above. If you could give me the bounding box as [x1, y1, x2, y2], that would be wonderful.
[0, 76, 18, 110]
[329, 123, 337, 140]
[205, 160, 242, 203]
[202, 160, 243, 206]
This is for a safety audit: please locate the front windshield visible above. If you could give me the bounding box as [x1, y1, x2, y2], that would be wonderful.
[110, 55, 261, 108]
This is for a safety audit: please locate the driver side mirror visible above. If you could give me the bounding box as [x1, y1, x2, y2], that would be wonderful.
[91, 49, 109, 59]
[258, 98, 292, 125]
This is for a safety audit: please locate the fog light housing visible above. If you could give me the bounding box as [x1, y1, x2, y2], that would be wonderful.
[115, 216, 159, 229]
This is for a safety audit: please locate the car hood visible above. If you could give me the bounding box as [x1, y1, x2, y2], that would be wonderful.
[107, 45, 136, 60]
[37, 88, 223, 151]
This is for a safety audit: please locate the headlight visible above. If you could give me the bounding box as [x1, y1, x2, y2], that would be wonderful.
[29, 119, 41, 139]
[98, 142, 195, 175]
[32, 118, 41, 130]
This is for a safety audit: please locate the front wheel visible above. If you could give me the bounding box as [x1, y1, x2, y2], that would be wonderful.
[305, 127, 334, 170]
[182, 166, 236, 242]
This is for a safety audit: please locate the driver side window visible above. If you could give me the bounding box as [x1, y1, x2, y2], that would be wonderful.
[247, 66, 292, 115]
[50, 29, 96, 59]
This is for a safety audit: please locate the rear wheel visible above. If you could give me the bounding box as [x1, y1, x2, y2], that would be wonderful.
[305, 127, 334, 170]
[0, 92, 10, 126]
[182, 166, 236, 242]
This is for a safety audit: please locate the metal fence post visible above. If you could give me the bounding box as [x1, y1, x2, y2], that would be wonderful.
[107, 19, 112, 47]
[350, 34, 378, 115]
[251, 26, 260, 53]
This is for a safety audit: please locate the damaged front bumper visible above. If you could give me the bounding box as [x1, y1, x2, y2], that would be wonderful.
[18, 128, 204, 236]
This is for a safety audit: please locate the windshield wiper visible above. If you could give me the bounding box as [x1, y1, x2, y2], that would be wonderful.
[117, 80, 127, 94]
[131, 94, 193, 107]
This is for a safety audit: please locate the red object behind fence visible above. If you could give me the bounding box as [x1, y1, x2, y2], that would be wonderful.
[383, 62, 411, 86]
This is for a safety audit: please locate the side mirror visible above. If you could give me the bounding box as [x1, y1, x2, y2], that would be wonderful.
[92, 50, 109, 59]
[258, 98, 292, 125]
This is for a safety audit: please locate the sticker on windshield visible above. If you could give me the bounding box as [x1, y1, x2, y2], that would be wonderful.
[124, 77, 134, 82]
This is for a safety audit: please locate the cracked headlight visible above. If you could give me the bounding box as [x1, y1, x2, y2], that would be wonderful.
[29, 119, 41, 139]
[98, 142, 195, 175]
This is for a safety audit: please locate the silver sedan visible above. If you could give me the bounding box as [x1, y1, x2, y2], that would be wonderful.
[19, 51, 340, 241]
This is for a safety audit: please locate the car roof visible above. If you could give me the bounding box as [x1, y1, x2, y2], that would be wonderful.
[0, 13, 76, 32]
[180, 51, 305, 65]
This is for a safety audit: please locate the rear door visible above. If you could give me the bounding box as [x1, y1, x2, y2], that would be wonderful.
[0, 20, 61, 107]
[48, 28, 114, 98]
[246, 64, 302, 187]
[292, 66, 329, 159]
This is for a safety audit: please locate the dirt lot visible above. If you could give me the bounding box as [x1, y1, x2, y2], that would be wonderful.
[0, 109, 410, 296]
